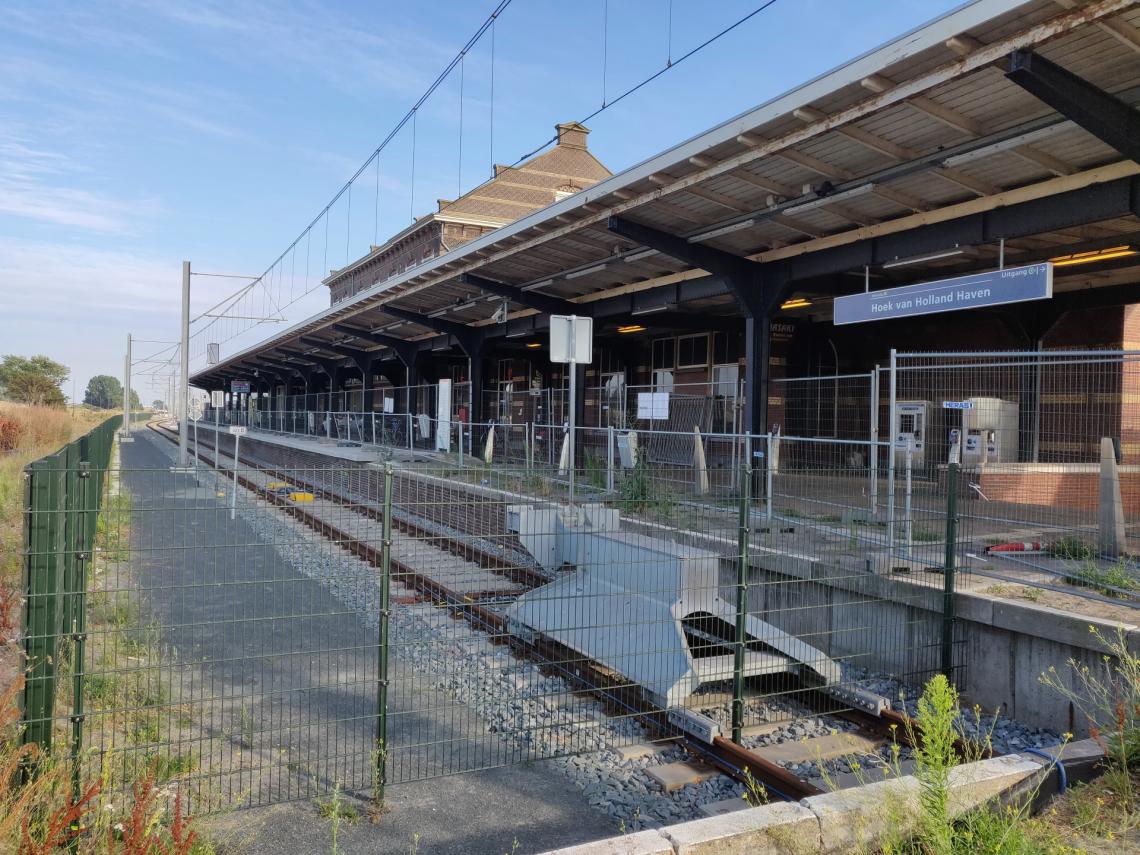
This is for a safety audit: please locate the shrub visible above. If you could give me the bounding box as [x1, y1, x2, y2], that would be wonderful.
[0, 416, 22, 452]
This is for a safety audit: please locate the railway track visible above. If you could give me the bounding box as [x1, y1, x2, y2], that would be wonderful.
[148, 422, 944, 802]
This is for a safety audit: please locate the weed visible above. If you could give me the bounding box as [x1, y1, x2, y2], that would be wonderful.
[982, 584, 1009, 596]
[1049, 535, 1095, 560]
[237, 704, 255, 749]
[1068, 559, 1140, 598]
[1022, 587, 1044, 603]
[151, 752, 197, 783]
[583, 451, 606, 490]
[1041, 625, 1140, 794]
[740, 766, 770, 807]
[911, 528, 942, 543]
[912, 674, 959, 853]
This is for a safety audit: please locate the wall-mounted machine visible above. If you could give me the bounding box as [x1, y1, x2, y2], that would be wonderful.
[893, 400, 929, 467]
[960, 397, 1018, 466]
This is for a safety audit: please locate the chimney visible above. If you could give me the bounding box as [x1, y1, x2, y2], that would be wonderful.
[555, 122, 590, 150]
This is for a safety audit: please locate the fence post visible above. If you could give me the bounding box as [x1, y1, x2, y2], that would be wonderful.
[904, 440, 913, 549]
[69, 457, 92, 806]
[375, 463, 394, 804]
[764, 433, 773, 524]
[886, 350, 898, 554]
[869, 366, 879, 516]
[732, 464, 752, 745]
[941, 461, 959, 681]
[606, 425, 615, 493]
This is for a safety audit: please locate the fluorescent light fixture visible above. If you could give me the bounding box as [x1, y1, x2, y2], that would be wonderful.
[520, 279, 553, 292]
[624, 249, 658, 263]
[525, 342, 542, 349]
[505, 329, 531, 338]
[881, 248, 966, 269]
[631, 303, 675, 316]
[427, 308, 449, 318]
[453, 300, 477, 311]
[780, 297, 812, 310]
[617, 324, 645, 334]
[567, 263, 608, 280]
[688, 219, 757, 243]
[1049, 245, 1138, 267]
[783, 183, 876, 215]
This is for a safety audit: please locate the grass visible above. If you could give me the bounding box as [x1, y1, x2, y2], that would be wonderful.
[1049, 536, 1096, 561]
[1068, 559, 1140, 598]
[0, 423, 216, 853]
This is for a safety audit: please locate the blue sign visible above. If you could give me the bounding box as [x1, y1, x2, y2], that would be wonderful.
[833, 262, 1053, 325]
[942, 401, 974, 410]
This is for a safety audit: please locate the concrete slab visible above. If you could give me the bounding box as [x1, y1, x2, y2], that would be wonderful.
[645, 760, 720, 792]
[697, 797, 751, 817]
[538, 829, 672, 855]
[756, 732, 881, 766]
[802, 754, 1044, 854]
[663, 802, 820, 855]
[613, 741, 673, 762]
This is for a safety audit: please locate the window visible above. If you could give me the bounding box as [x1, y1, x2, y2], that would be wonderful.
[652, 338, 675, 371]
[677, 334, 709, 369]
[713, 331, 741, 365]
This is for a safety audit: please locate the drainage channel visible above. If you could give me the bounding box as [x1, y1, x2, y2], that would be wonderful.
[150, 423, 936, 803]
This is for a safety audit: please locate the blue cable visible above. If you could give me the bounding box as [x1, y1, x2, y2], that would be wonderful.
[1024, 747, 1066, 795]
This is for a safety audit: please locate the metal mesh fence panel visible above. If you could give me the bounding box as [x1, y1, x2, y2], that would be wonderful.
[771, 373, 874, 441]
[892, 350, 1140, 605]
[23, 415, 971, 815]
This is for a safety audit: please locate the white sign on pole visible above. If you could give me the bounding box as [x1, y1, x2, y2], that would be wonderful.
[190, 399, 204, 421]
[207, 343, 220, 364]
[436, 379, 452, 452]
[636, 392, 670, 421]
[210, 390, 225, 408]
[228, 426, 247, 436]
[383, 396, 395, 414]
[548, 315, 593, 364]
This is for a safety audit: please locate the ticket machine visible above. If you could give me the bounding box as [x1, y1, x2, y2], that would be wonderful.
[961, 397, 1018, 466]
[893, 401, 929, 467]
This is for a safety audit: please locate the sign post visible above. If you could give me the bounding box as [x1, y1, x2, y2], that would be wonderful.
[550, 315, 593, 506]
[211, 390, 224, 471]
[228, 426, 246, 520]
[190, 397, 204, 472]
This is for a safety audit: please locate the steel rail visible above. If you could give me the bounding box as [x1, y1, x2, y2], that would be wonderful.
[151, 422, 955, 799]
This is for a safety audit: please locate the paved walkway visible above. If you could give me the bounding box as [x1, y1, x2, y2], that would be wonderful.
[118, 433, 615, 854]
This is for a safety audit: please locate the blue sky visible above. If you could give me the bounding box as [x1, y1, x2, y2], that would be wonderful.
[0, 0, 965, 404]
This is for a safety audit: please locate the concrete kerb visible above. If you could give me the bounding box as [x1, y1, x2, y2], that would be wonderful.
[533, 748, 1096, 855]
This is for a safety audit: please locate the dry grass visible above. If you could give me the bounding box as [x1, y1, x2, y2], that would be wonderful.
[0, 403, 115, 592]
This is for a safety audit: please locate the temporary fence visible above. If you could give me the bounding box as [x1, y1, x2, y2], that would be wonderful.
[889, 349, 1140, 598]
[21, 418, 962, 814]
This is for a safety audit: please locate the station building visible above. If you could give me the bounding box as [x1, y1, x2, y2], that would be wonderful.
[194, 0, 1140, 505]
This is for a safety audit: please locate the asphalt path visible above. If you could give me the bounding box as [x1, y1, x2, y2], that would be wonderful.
[116, 432, 614, 854]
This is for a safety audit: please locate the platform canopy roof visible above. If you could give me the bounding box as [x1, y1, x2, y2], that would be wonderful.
[195, 0, 1140, 387]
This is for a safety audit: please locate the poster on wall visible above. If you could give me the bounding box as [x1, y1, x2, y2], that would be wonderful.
[636, 392, 669, 421]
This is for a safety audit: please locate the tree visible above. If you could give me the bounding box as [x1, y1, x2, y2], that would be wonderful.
[0, 355, 68, 406]
[84, 375, 122, 409]
[83, 376, 142, 410]
[152, 399, 165, 410]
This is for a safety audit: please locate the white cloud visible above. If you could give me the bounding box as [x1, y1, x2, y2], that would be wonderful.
[0, 131, 162, 234]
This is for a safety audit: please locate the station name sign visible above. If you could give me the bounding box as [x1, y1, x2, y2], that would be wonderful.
[833, 262, 1053, 326]
[230, 380, 251, 394]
